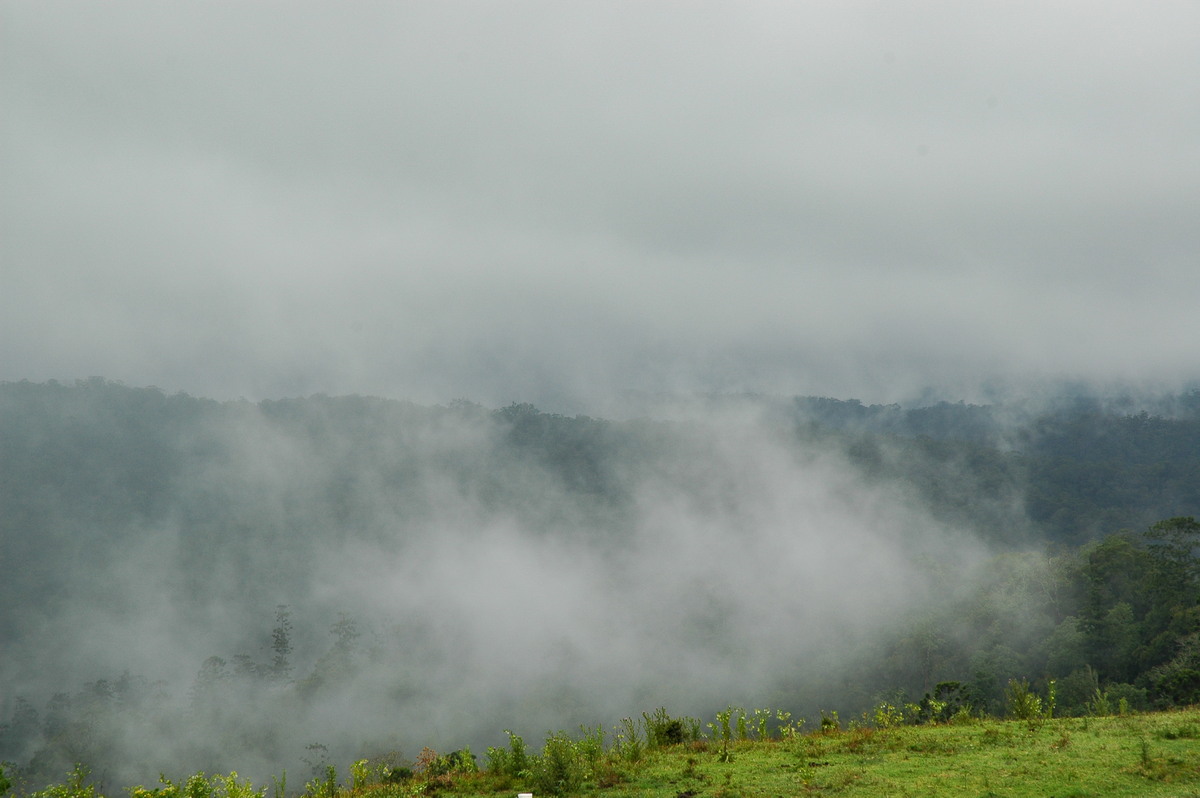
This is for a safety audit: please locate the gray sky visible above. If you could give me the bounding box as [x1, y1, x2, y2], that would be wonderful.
[4, 1, 1199, 409]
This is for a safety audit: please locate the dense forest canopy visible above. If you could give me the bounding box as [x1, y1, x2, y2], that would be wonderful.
[3, 379, 1200, 789]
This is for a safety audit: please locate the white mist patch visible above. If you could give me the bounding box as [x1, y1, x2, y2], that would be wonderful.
[0, 387, 1009, 788]
[322, 410, 988, 745]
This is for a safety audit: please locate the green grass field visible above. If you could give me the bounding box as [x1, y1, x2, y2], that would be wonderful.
[382, 709, 1200, 798]
[14, 708, 1200, 798]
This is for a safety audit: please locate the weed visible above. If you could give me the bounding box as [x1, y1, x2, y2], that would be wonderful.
[775, 708, 804, 739]
[843, 726, 879, 754]
[216, 773, 262, 798]
[303, 766, 337, 798]
[576, 724, 606, 773]
[1088, 688, 1113, 716]
[485, 730, 529, 778]
[1129, 736, 1195, 782]
[1005, 679, 1043, 722]
[378, 766, 412, 785]
[1157, 723, 1200, 740]
[643, 708, 687, 747]
[735, 708, 749, 741]
[613, 717, 643, 763]
[529, 732, 583, 797]
[131, 772, 263, 798]
[751, 707, 771, 741]
[185, 772, 215, 798]
[349, 761, 369, 792]
[594, 764, 624, 789]
[712, 707, 735, 762]
[949, 705, 976, 725]
[978, 726, 1013, 747]
[711, 771, 745, 798]
[872, 702, 904, 729]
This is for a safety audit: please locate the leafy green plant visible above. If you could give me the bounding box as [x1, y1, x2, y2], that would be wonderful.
[643, 707, 686, 747]
[752, 708, 771, 741]
[349, 761, 369, 792]
[575, 725, 605, 774]
[775, 708, 804, 739]
[1004, 679, 1043, 722]
[734, 708, 749, 741]
[872, 702, 904, 729]
[1089, 687, 1113, 716]
[130, 772, 262, 798]
[378, 765, 412, 785]
[613, 717, 643, 763]
[712, 707, 735, 762]
[214, 773, 262, 798]
[530, 732, 584, 796]
[486, 730, 530, 779]
[302, 766, 337, 798]
[30, 765, 96, 798]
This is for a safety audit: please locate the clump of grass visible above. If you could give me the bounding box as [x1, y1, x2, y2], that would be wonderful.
[1156, 722, 1200, 740]
[1128, 736, 1195, 782]
[977, 725, 1014, 747]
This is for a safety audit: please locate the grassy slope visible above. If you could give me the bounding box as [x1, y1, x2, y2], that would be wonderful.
[17, 709, 1200, 798]
[404, 709, 1200, 798]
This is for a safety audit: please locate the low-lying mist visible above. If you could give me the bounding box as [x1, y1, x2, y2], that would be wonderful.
[0, 381, 1111, 788]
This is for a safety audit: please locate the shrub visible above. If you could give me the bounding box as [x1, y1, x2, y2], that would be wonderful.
[872, 702, 904, 729]
[530, 732, 584, 797]
[415, 747, 476, 786]
[643, 707, 686, 747]
[349, 760, 370, 791]
[379, 766, 412, 785]
[775, 709, 804, 739]
[302, 766, 336, 798]
[131, 773, 263, 798]
[612, 718, 643, 764]
[1004, 679, 1043, 721]
[1088, 687, 1113, 716]
[711, 707, 736, 762]
[30, 766, 97, 798]
[574, 725, 605, 774]
[1106, 682, 1149, 713]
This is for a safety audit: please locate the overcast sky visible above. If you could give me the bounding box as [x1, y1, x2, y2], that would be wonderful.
[3, 2, 1199, 410]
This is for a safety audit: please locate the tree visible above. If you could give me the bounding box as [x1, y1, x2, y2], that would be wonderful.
[270, 604, 294, 681]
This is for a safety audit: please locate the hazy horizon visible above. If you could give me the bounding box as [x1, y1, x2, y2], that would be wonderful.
[4, 3, 1199, 413]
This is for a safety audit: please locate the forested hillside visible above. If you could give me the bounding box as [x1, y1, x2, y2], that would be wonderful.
[3, 379, 1200, 790]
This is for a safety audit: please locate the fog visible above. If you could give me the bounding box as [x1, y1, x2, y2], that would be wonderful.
[2, 1, 1198, 788]
[3, 3, 1200, 410]
[0, 385, 1028, 787]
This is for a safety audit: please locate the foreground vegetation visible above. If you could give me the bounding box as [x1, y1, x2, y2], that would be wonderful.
[9, 702, 1200, 798]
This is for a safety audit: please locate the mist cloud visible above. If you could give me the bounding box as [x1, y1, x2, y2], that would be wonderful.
[3, 2, 1199, 409]
[1, 388, 1008, 786]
